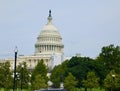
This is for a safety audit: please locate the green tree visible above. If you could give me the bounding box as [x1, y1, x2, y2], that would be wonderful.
[31, 59, 48, 89]
[32, 74, 47, 90]
[94, 58, 109, 87]
[64, 73, 78, 91]
[16, 62, 30, 89]
[67, 57, 93, 87]
[98, 44, 120, 72]
[82, 71, 99, 91]
[104, 70, 120, 91]
[0, 63, 4, 88]
[0, 62, 13, 91]
[50, 61, 68, 88]
[67, 56, 106, 88]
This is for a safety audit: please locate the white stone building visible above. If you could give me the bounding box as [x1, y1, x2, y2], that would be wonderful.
[1, 10, 64, 71]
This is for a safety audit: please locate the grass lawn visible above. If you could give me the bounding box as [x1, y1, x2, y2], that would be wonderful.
[0, 88, 105, 91]
[74, 88, 105, 91]
[0, 88, 30, 91]
[90, 88, 105, 91]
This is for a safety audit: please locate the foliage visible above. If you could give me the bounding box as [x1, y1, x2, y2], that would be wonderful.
[98, 44, 120, 72]
[64, 73, 78, 91]
[50, 61, 68, 88]
[104, 70, 120, 91]
[0, 62, 13, 90]
[16, 62, 30, 89]
[32, 74, 47, 90]
[82, 71, 99, 91]
[67, 56, 107, 88]
[67, 57, 93, 86]
[31, 59, 48, 89]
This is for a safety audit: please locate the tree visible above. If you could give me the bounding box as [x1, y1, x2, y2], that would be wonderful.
[50, 61, 68, 88]
[67, 57, 93, 87]
[64, 73, 78, 91]
[98, 44, 120, 72]
[67, 56, 107, 88]
[16, 62, 30, 89]
[0, 62, 13, 91]
[82, 71, 99, 91]
[50, 55, 106, 90]
[104, 70, 120, 91]
[94, 59, 109, 87]
[31, 59, 48, 89]
[32, 74, 47, 90]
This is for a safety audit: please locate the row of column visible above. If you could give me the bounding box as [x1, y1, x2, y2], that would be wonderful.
[37, 45, 63, 52]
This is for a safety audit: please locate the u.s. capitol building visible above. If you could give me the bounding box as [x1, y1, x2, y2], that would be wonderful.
[3, 10, 64, 70]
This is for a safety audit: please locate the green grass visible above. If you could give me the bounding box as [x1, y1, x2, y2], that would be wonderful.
[73, 88, 105, 91]
[0, 88, 30, 91]
[0, 88, 105, 91]
[89, 88, 105, 91]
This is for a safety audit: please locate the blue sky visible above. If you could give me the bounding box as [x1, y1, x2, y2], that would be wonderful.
[0, 0, 120, 58]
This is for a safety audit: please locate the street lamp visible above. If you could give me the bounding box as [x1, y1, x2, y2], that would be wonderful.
[112, 74, 116, 91]
[60, 75, 64, 89]
[13, 47, 18, 91]
[16, 72, 20, 90]
[21, 64, 24, 91]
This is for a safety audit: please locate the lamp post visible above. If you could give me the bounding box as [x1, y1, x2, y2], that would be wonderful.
[29, 74, 32, 91]
[21, 64, 24, 91]
[112, 74, 116, 91]
[60, 75, 64, 89]
[16, 72, 20, 90]
[13, 47, 18, 91]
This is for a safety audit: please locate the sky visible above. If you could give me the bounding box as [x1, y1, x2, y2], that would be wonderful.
[0, 0, 120, 59]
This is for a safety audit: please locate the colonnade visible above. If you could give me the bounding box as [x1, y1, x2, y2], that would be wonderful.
[36, 45, 63, 53]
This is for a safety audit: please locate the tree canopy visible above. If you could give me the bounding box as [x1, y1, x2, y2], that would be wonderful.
[32, 74, 47, 90]
[50, 61, 68, 88]
[67, 56, 107, 87]
[0, 62, 13, 90]
[104, 70, 120, 91]
[98, 44, 120, 73]
[31, 59, 48, 90]
[82, 71, 99, 91]
[64, 72, 78, 91]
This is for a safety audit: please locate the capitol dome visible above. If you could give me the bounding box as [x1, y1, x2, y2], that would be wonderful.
[35, 10, 64, 55]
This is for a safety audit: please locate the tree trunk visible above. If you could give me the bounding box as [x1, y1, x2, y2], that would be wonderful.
[85, 88, 87, 91]
[90, 88, 92, 91]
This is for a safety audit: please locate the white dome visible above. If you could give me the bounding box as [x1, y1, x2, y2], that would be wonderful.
[35, 10, 64, 55]
[40, 23, 61, 38]
[42, 23, 58, 31]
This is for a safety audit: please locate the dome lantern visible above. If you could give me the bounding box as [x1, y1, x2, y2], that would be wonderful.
[47, 10, 52, 24]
